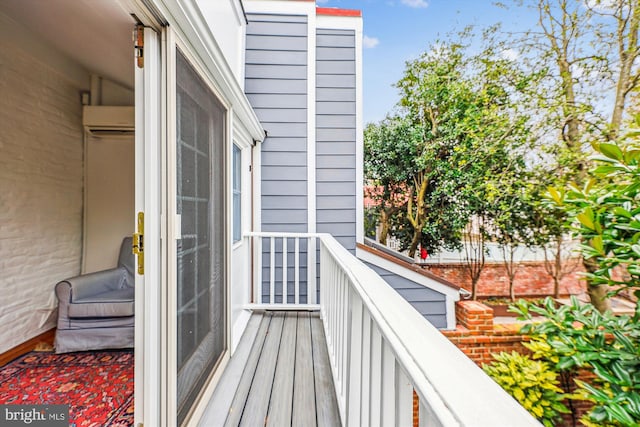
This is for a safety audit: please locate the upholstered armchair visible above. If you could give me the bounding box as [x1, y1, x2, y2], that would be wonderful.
[54, 237, 135, 353]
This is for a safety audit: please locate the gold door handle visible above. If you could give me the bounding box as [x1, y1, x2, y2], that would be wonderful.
[132, 212, 144, 275]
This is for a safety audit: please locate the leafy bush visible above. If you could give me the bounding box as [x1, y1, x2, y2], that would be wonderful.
[512, 296, 640, 426]
[483, 351, 570, 426]
[548, 129, 640, 303]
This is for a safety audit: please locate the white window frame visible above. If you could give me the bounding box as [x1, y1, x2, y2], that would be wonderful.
[232, 142, 242, 244]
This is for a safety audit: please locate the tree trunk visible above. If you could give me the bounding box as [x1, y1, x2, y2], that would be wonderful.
[379, 210, 390, 245]
[609, 1, 640, 139]
[553, 277, 561, 299]
[583, 258, 611, 313]
[408, 229, 422, 258]
[554, 239, 562, 298]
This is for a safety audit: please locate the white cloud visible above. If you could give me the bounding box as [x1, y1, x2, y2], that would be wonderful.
[363, 35, 380, 49]
[501, 48, 519, 61]
[401, 0, 428, 8]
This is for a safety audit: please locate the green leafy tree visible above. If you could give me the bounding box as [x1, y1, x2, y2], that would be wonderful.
[365, 28, 534, 261]
[505, 0, 640, 311]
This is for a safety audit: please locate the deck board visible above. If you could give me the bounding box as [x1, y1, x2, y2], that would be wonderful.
[213, 311, 341, 427]
[311, 315, 342, 426]
[224, 314, 271, 427]
[201, 314, 263, 427]
[292, 312, 317, 426]
[266, 312, 297, 426]
[239, 312, 284, 427]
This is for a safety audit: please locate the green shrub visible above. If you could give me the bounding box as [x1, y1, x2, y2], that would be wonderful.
[483, 351, 570, 426]
[512, 296, 640, 426]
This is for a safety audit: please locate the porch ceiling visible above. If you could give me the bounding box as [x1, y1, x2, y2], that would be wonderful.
[0, 0, 135, 88]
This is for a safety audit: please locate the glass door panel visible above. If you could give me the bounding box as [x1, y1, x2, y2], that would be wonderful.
[175, 49, 226, 424]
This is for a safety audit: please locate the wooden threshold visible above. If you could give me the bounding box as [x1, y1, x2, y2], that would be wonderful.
[0, 328, 56, 367]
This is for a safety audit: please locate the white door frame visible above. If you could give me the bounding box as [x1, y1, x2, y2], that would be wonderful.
[134, 25, 162, 427]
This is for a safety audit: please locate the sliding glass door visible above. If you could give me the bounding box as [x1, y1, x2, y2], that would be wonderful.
[174, 50, 226, 424]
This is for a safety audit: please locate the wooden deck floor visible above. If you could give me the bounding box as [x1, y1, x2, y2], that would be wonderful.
[200, 311, 341, 427]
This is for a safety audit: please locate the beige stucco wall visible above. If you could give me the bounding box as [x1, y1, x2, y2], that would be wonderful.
[0, 17, 88, 353]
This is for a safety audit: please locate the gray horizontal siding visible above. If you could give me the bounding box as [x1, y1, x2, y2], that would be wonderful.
[246, 13, 308, 236]
[247, 20, 307, 36]
[316, 28, 357, 253]
[246, 13, 310, 303]
[316, 46, 356, 60]
[260, 137, 307, 152]
[245, 64, 307, 79]
[252, 108, 307, 123]
[247, 93, 306, 109]
[246, 35, 307, 51]
[317, 60, 356, 74]
[247, 13, 308, 24]
[262, 151, 307, 166]
[261, 166, 307, 180]
[317, 209, 356, 222]
[317, 128, 356, 142]
[317, 101, 355, 115]
[364, 262, 447, 328]
[316, 168, 355, 181]
[316, 141, 355, 155]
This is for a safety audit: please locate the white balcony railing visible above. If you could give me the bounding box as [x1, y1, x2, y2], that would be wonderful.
[246, 232, 541, 426]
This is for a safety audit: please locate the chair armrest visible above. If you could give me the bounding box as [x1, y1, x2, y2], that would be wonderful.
[55, 268, 129, 302]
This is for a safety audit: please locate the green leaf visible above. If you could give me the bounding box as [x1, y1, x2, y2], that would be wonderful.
[577, 207, 596, 230]
[614, 207, 633, 218]
[599, 143, 624, 161]
[624, 149, 640, 164]
[606, 403, 635, 425]
[590, 235, 605, 255]
[547, 187, 563, 205]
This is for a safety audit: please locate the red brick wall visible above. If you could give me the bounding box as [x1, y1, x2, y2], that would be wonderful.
[423, 261, 586, 298]
[443, 301, 527, 365]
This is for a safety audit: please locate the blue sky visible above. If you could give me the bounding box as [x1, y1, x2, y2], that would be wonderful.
[317, 1, 539, 123]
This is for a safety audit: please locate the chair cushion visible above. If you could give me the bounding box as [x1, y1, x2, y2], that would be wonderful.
[68, 288, 134, 318]
[118, 237, 135, 282]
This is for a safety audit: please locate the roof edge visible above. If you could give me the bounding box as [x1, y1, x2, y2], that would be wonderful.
[316, 7, 362, 17]
[358, 240, 461, 291]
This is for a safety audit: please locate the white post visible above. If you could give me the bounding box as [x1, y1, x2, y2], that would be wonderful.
[282, 237, 288, 304]
[294, 238, 300, 304]
[269, 237, 275, 304]
[347, 290, 363, 427]
[395, 365, 414, 427]
[308, 237, 317, 304]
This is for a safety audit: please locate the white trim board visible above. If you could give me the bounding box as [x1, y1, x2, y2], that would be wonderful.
[148, 0, 264, 142]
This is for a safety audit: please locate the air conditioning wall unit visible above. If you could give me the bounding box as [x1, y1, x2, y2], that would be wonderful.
[82, 106, 134, 137]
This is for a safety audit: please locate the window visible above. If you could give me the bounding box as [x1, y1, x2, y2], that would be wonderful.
[232, 144, 241, 243]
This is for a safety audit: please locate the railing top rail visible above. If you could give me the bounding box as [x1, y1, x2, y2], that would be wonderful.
[319, 234, 540, 427]
[245, 231, 324, 239]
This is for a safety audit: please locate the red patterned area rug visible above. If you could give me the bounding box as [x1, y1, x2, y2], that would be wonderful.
[0, 350, 134, 427]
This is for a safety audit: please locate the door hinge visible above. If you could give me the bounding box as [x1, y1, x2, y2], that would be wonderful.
[134, 24, 144, 68]
[132, 212, 144, 275]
